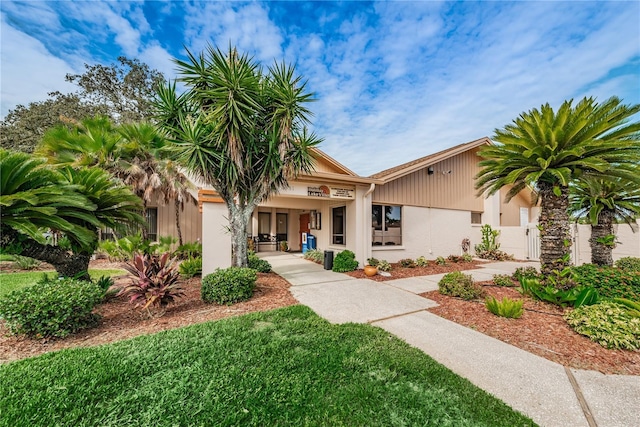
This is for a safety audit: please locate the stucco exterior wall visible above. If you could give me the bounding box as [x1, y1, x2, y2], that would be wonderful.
[372, 206, 473, 263]
[572, 222, 640, 265]
[201, 202, 232, 276]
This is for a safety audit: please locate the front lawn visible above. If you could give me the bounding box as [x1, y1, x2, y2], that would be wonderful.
[0, 269, 126, 297]
[0, 305, 535, 427]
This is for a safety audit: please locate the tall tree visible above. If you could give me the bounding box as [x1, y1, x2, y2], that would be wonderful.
[476, 96, 640, 277]
[153, 45, 321, 267]
[1, 57, 165, 153]
[0, 150, 143, 279]
[569, 175, 640, 266]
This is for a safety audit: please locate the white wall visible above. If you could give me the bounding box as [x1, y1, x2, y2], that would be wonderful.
[373, 206, 473, 263]
[201, 202, 232, 276]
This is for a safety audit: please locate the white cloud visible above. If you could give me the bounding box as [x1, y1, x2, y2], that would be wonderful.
[0, 19, 77, 117]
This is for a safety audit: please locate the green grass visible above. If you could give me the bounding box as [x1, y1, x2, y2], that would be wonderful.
[0, 254, 15, 262]
[0, 269, 126, 297]
[0, 306, 536, 426]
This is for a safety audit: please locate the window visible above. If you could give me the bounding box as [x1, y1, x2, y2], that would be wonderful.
[471, 212, 482, 225]
[258, 212, 271, 241]
[146, 208, 158, 241]
[276, 213, 288, 242]
[372, 204, 402, 245]
[332, 206, 346, 245]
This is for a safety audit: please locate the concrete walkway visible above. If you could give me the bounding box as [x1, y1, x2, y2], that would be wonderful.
[263, 253, 640, 427]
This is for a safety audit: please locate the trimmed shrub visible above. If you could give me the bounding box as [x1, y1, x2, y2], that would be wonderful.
[415, 256, 429, 267]
[0, 278, 103, 338]
[399, 258, 416, 268]
[571, 264, 640, 300]
[493, 274, 516, 287]
[438, 271, 483, 300]
[485, 297, 524, 319]
[180, 257, 203, 278]
[248, 252, 272, 273]
[201, 267, 257, 305]
[377, 259, 392, 272]
[615, 257, 640, 272]
[565, 302, 640, 350]
[435, 256, 446, 266]
[332, 250, 359, 272]
[303, 249, 324, 264]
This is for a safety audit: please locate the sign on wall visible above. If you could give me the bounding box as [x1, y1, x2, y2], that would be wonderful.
[307, 185, 355, 199]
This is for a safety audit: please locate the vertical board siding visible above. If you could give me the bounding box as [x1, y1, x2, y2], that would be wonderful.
[373, 149, 483, 212]
[152, 199, 203, 244]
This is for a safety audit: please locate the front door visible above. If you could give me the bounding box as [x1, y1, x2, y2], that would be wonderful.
[299, 213, 310, 249]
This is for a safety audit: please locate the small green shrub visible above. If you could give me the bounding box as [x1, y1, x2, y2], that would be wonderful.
[0, 278, 103, 338]
[12, 255, 41, 270]
[571, 264, 640, 300]
[175, 242, 203, 260]
[447, 255, 463, 263]
[519, 278, 599, 308]
[438, 272, 483, 300]
[461, 253, 473, 262]
[201, 267, 256, 305]
[415, 256, 429, 267]
[614, 257, 640, 272]
[493, 274, 515, 287]
[332, 250, 359, 272]
[303, 249, 324, 264]
[485, 297, 524, 319]
[248, 252, 272, 273]
[565, 302, 640, 350]
[94, 275, 115, 292]
[435, 256, 446, 266]
[180, 257, 203, 278]
[377, 259, 392, 272]
[512, 266, 540, 282]
[399, 258, 416, 268]
[366, 257, 380, 267]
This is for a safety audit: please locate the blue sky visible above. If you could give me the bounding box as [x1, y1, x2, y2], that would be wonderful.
[1, 1, 639, 175]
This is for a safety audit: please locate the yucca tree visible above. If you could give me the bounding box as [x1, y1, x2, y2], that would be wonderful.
[0, 149, 143, 278]
[153, 44, 321, 267]
[476, 96, 640, 277]
[569, 175, 640, 266]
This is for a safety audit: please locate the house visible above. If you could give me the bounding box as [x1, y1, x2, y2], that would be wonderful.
[199, 137, 538, 275]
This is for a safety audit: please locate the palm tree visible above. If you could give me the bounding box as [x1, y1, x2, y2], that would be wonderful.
[569, 175, 640, 266]
[0, 150, 143, 278]
[476, 96, 640, 276]
[153, 44, 321, 267]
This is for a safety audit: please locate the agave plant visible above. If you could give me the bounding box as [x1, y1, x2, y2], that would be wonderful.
[118, 252, 184, 313]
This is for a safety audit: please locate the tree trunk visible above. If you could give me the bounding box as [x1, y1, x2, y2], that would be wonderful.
[1, 229, 92, 280]
[590, 210, 614, 266]
[228, 203, 253, 268]
[538, 182, 573, 277]
[175, 198, 184, 246]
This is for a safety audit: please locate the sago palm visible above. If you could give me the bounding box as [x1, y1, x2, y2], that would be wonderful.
[154, 44, 321, 267]
[476, 96, 640, 276]
[569, 175, 640, 266]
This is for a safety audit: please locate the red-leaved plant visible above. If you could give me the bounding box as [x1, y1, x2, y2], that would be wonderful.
[117, 252, 184, 313]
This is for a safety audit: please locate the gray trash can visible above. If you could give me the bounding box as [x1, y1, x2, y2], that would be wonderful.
[323, 250, 334, 270]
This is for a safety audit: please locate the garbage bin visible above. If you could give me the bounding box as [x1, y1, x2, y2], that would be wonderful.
[308, 234, 316, 250]
[323, 250, 334, 270]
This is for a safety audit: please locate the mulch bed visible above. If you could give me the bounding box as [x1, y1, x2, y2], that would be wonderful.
[346, 260, 485, 281]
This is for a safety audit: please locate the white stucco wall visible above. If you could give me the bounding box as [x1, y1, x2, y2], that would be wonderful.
[372, 206, 473, 263]
[201, 202, 232, 276]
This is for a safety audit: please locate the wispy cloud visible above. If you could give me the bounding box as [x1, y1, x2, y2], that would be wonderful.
[1, 0, 638, 175]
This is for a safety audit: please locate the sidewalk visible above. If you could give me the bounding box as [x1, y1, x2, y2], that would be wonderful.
[263, 253, 640, 427]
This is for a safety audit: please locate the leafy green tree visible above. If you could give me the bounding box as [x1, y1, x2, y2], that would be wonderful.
[476, 96, 640, 276]
[569, 175, 640, 266]
[153, 45, 321, 267]
[0, 150, 143, 278]
[1, 57, 165, 153]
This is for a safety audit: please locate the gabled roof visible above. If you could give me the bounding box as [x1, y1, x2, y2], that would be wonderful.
[369, 137, 492, 182]
[310, 147, 358, 176]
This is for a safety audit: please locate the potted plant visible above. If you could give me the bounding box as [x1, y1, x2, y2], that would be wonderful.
[364, 257, 379, 277]
[279, 241, 288, 252]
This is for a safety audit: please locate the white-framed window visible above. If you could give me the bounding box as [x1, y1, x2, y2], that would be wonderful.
[146, 207, 158, 241]
[332, 206, 346, 245]
[258, 212, 271, 241]
[372, 204, 402, 246]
